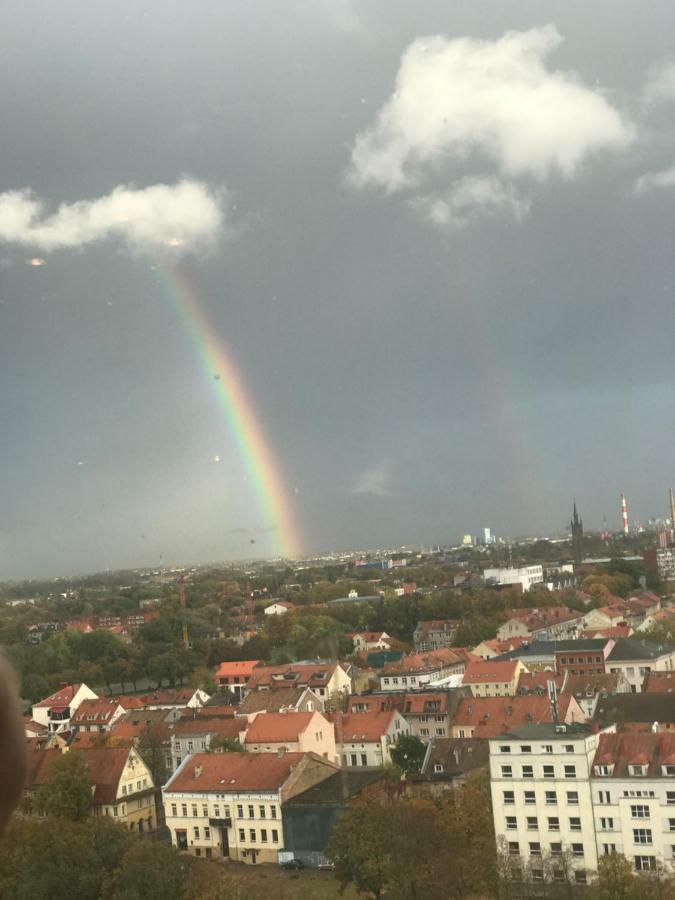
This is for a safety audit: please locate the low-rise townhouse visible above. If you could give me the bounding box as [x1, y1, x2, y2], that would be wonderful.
[214, 660, 261, 700]
[489, 723, 609, 885]
[242, 711, 338, 763]
[561, 673, 627, 719]
[347, 631, 392, 652]
[168, 717, 244, 772]
[246, 661, 352, 703]
[31, 683, 100, 734]
[24, 745, 156, 832]
[236, 686, 324, 720]
[379, 648, 473, 691]
[346, 689, 468, 741]
[496, 607, 584, 643]
[474, 637, 529, 660]
[451, 695, 586, 739]
[264, 601, 295, 616]
[417, 737, 490, 793]
[70, 698, 127, 733]
[163, 751, 339, 863]
[462, 660, 527, 697]
[332, 710, 409, 767]
[554, 639, 614, 677]
[605, 639, 675, 693]
[413, 620, 461, 652]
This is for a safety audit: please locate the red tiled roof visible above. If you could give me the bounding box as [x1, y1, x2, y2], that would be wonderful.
[165, 751, 310, 792]
[34, 684, 85, 708]
[453, 695, 579, 738]
[580, 625, 632, 639]
[77, 747, 133, 804]
[463, 660, 520, 684]
[70, 699, 122, 725]
[330, 710, 397, 742]
[383, 648, 466, 675]
[247, 662, 342, 690]
[592, 733, 675, 777]
[643, 671, 675, 694]
[24, 747, 62, 788]
[215, 660, 261, 680]
[244, 711, 316, 744]
[517, 672, 564, 694]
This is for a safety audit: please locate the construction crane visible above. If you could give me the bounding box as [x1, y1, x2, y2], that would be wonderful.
[178, 575, 190, 649]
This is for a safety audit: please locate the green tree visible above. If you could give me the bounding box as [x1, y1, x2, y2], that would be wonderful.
[208, 737, 245, 753]
[36, 750, 92, 821]
[390, 734, 426, 774]
[101, 839, 190, 900]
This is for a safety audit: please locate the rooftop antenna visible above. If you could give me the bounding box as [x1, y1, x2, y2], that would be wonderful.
[547, 679, 559, 726]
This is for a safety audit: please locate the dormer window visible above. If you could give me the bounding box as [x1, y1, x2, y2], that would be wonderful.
[629, 765, 647, 777]
[595, 765, 613, 776]
[663, 766, 675, 777]
[434, 763, 444, 773]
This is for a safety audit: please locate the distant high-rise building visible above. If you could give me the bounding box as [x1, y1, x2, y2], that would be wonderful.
[570, 501, 583, 566]
[483, 527, 493, 546]
[461, 534, 474, 547]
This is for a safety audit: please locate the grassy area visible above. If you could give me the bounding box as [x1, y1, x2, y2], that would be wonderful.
[189, 860, 360, 900]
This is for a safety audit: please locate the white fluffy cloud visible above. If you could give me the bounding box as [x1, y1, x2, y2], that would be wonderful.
[644, 62, 675, 104]
[0, 179, 224, 253]
[634, 166, 675, 194]
[414, 175, 530, 227]
[349, 25, 632, 225]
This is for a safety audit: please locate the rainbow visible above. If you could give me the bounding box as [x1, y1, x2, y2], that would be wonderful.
[158, 259, 301, 558]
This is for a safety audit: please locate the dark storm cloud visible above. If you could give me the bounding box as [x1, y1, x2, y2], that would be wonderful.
[3, 0, 675, 577]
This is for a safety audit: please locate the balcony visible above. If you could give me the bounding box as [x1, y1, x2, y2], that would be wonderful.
[209, 817, 233, 829]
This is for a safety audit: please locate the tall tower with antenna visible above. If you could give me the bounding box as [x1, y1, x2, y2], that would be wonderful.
[621, 492, 629, 536]
[570, 501, 583, 566]
[669, 488, 675, 535]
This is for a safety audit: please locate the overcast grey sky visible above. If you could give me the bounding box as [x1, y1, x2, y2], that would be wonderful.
[3, 1, 675, 577]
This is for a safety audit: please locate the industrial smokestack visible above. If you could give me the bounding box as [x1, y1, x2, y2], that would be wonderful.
[621, 492, 629, 535]
[669, 488, 675, 530]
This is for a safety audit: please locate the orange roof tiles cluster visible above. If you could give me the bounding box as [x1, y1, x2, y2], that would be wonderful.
[166, 751, 308, 792]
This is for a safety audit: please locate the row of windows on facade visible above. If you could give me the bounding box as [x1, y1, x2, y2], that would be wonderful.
[121, 779, 148, 795]
[499, 743, 577, 754]
[507, 841, 673, 870]
[505, 812, 675, 837]
[169, 802, 277, 820]
[503, 788, 675, 806]
[500, 764, 577, 779]
[102, 796, 153, 818]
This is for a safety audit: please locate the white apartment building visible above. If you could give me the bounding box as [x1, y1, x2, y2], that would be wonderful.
[605, 639, 675, 693]
[589, 732, 675, 872]
[484, 565, 544, 592]
[489, 723, 607, 885]
[163, 751, 339, 864]
[490, 726, 675, 881]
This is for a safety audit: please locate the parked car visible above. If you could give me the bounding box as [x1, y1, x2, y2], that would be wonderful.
[281, 859, 304, 870]
[317, 861, 335, 871]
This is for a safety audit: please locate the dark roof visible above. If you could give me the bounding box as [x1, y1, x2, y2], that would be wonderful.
[284, 769, 385, 806]
[491, 723, 595, 740]
[606, 638, 675, 662]
[237, 687, 308, 715]
[420, 738, 489, 780]
[365, 650, 403, 669]
[593, 693, 675, 726]
[494, 639, 608, 662]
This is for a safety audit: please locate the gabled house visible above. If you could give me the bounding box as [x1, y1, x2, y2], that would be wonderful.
[242, 711, 337, 763]
[461, 660, 526, 697]
[417, 737, 490, 792]
[473, 637, 529, 660]
[168, 717, 244, 773]
[246, 661, 352, 702]
[347, 631, 392, 652]
[214, 660, 261, 700]
[605, 639, 675, 693]
[264, 601, 295, 616]
[163, 751, 339, 863]
[32, 683, 100, 734]
[24, 745, 156, 832]
[236, 686, 323, 721]
[379, 648, 473, 691]
[496, 607, 583, 642]
[70, 698, 126, 733]
[111, 688, 210, 710]
[561, 672, 627, 718]
[331, 710, 409, 767]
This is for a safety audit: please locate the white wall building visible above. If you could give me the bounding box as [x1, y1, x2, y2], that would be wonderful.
[489, 723, 606, 885]
[484, 566, 544, 592]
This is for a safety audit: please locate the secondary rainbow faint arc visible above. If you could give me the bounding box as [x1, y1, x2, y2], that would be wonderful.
[159, 259, 301, 559]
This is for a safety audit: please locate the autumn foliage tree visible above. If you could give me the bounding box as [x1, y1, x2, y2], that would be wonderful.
[36, 750, 92, 821]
